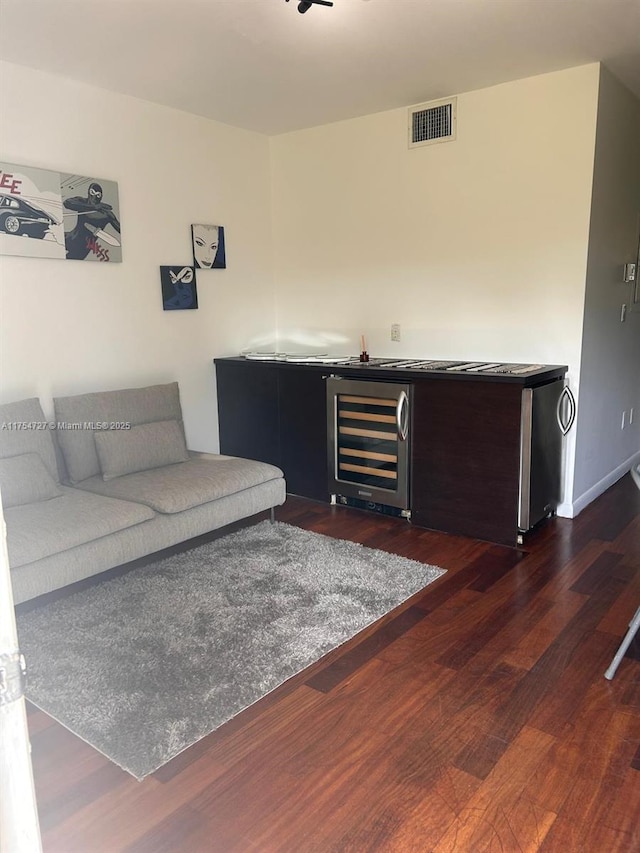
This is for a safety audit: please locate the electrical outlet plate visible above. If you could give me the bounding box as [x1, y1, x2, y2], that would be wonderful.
[391, 324, 401, 342]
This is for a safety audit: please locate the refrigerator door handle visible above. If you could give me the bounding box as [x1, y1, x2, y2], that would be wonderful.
[557, 385, 576, 435]
[397, 391, 409, 441]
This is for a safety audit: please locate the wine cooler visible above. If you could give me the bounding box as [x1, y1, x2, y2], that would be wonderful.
[326, 377, 411, 512]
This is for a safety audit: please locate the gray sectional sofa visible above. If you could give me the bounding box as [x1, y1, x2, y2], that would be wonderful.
[0, 382, 286, 604]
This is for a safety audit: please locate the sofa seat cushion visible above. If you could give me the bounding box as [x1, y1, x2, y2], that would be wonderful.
[75, 456, 284, 514]
[4, 486, 155, 569]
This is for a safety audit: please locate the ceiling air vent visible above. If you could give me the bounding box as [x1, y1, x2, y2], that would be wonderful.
[408, 97, 457, 149]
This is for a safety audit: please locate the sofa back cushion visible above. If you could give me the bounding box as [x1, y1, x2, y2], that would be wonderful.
[0, 398, 61, 482]
[95, 419, 189, 481]
[0, 452, 62, 508]
[53, 382, 185, 484]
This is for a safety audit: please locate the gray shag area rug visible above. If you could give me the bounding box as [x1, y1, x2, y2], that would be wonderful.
[17, 521, 445, 780]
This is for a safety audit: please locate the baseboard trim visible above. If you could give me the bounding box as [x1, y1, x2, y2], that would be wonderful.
[559, 451, 640, 519]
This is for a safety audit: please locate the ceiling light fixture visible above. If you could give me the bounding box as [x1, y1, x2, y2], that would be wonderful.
[285, 0, 334, 13]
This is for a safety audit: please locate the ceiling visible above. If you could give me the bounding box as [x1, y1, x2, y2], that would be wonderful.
[1, 0, 639, 135]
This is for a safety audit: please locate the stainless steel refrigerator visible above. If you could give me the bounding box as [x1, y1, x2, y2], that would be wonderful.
[518, 379, 575, 532]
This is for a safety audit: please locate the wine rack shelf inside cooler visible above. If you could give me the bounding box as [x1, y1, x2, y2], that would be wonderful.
[337, 393, 400, 490]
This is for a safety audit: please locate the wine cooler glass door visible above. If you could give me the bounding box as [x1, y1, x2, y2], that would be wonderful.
[327, 378, 411, 510]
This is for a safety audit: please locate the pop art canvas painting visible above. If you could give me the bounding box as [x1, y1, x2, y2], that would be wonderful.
[0, 162, 122, 262]
[60, 173, 122, 262]
[191, 224, 226, 269]
[0, 162, 66, 259]
[160, 265, 198, 310]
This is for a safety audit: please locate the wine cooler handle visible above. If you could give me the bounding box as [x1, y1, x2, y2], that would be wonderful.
[397, 391, 409, 441]
[557, 385, 576, 435]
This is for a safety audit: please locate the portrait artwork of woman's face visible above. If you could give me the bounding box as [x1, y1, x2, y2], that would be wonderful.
[191, 223, 226, 269]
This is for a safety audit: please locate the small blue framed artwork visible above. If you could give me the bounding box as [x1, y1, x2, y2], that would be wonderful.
[160, 265, 198, 310]
[191, 223, 226, 269]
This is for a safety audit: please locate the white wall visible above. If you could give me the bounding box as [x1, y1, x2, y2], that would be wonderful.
[3, 61, 624, 517]
[0, 61, 276, 452]
[572, 68, 640, 508]
[270, 65, 601, 512]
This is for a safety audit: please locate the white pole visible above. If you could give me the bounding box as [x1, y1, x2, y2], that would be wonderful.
[0, 494, 42, 853]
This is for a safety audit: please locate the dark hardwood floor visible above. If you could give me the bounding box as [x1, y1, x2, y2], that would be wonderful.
[25, 473, 640, 852]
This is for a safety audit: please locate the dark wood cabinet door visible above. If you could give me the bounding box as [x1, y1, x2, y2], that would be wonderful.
[411, 379, 523, 546]
[215, 362, 280, 467]
[278, 369, 330, 502]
